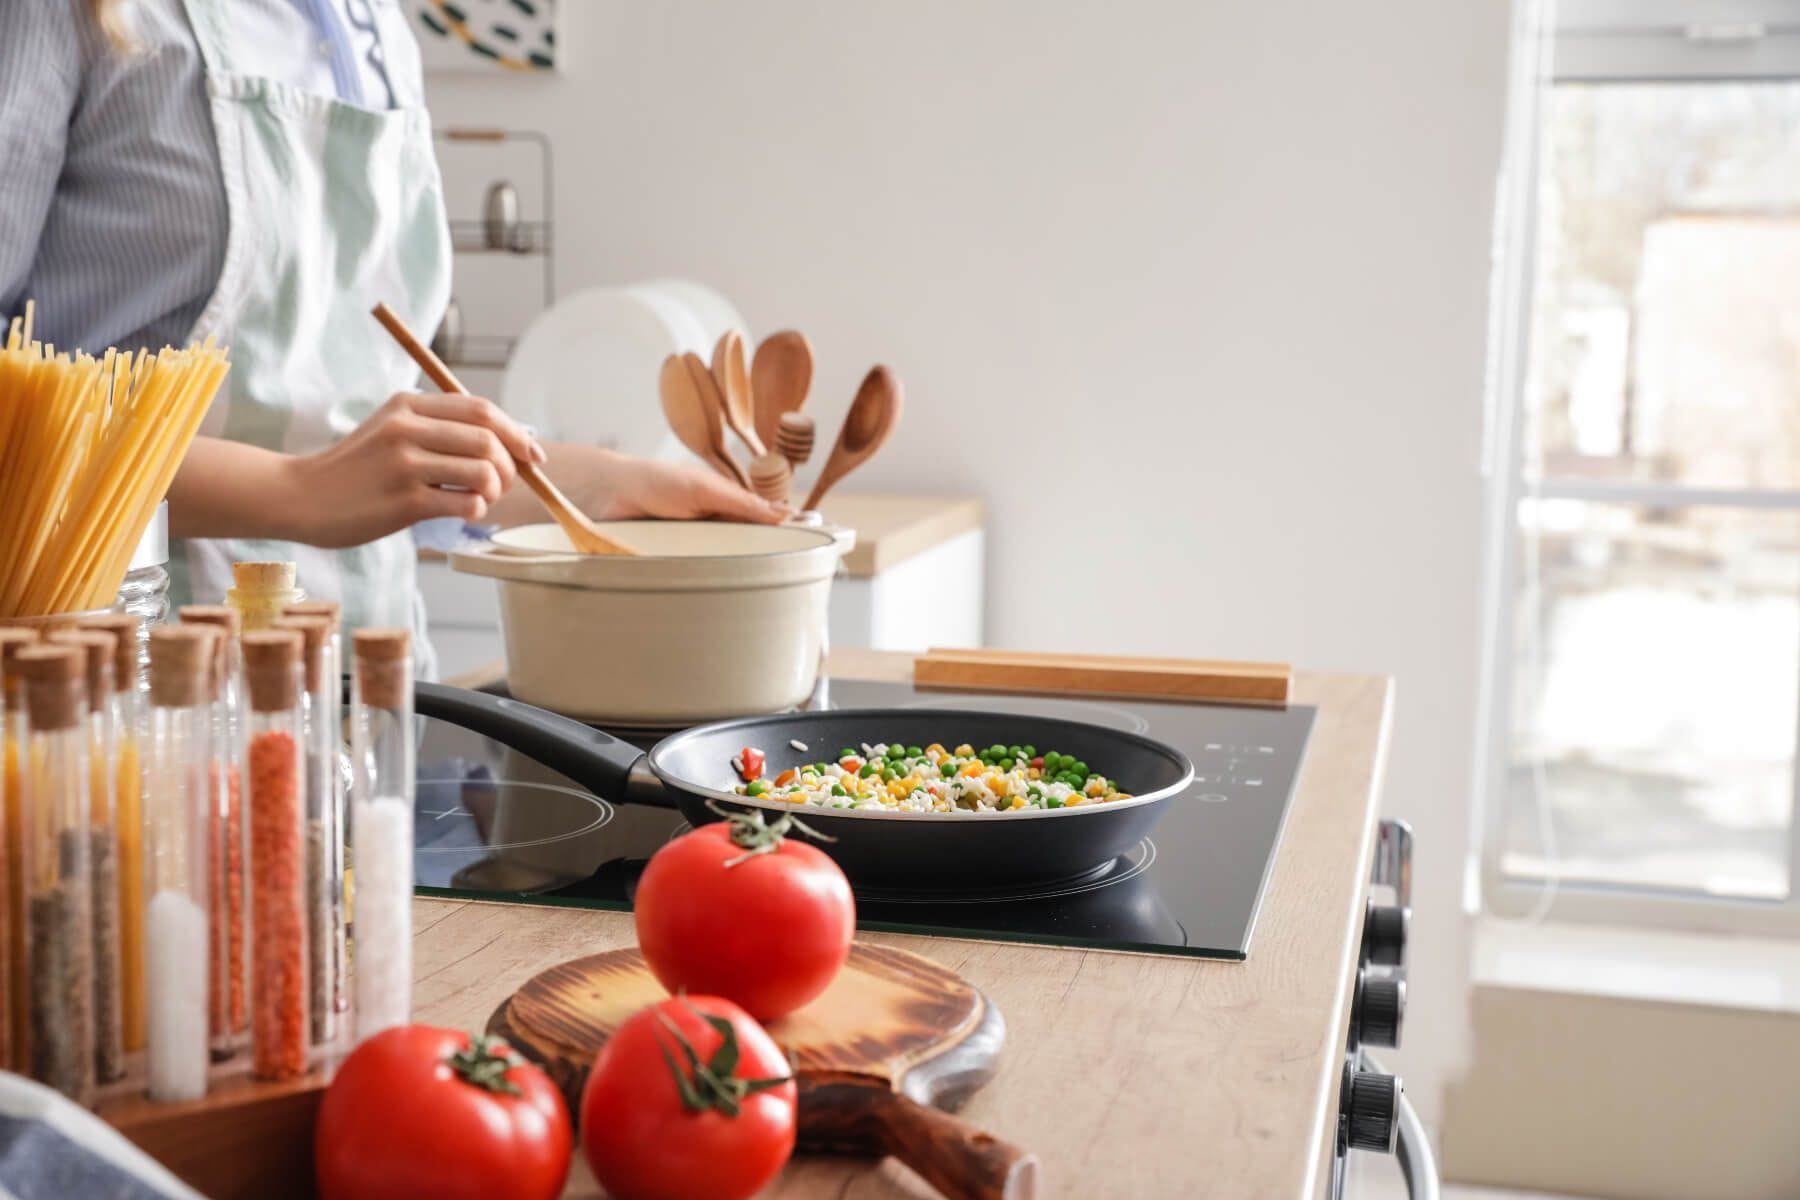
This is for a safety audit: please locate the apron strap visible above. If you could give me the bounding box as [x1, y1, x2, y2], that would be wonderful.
[180, 0, 234, 79]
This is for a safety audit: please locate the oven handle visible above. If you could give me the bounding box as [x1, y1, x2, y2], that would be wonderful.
[1360, 1051, 1438, 1200]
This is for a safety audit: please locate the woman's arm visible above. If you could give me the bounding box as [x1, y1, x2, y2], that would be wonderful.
[169, 392, 540, 547]
[168, 393, 782, 548]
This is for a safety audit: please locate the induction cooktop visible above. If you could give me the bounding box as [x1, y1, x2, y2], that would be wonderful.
[412, 679, 1316, 960]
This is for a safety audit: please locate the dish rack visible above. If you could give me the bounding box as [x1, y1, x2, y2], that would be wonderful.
[431, 128, 555, 371]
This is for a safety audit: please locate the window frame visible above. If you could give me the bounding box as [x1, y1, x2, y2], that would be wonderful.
[1474, 0, 1800, 935]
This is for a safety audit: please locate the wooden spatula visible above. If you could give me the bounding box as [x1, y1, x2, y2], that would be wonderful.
[711, 330, 766, 458]
[804, 365, 903, 512]
[370, 303, 635, 556]
[752, 329, 815, 451]
[490, 943, 1037, 1200]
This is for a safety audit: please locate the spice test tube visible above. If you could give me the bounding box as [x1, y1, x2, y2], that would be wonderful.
[0, 627, 38, 1074]
[242, 630, 310, 1081]
[180, 605, 247, 1060]
[350, 628, 415, 1043]
[75, 613, 148, 1058]
[144, 627, 215, 1101]
[47, 630, 126, 1086]
[17, 644, 96, 1105]
[274, 614, 347, 1050]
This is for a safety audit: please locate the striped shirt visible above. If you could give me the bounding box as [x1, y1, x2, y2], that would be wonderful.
[0, 0, 406, 355]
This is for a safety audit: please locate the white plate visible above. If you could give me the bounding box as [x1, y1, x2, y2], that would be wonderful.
[628, 279, 750, 353]
[500, 286, 707, 462]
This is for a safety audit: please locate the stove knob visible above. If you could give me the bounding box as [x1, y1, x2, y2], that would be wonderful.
[1342, 1065, 1402, 1155]
[1362, 901, 1408, 968]
[1352, 970, 1406, 1049]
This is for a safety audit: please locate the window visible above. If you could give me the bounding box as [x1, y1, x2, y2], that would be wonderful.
[1479, 1, 1800, 930]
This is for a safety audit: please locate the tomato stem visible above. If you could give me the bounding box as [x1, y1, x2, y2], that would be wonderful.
[704, 799, 835, 868]
[656, 1005, 792, 1117]
[448, 1034, 530, 1096]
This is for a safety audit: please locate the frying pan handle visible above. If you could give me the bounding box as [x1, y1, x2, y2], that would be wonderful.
[800, 1074, 1039, 1200]
[414, 681, 672, 807]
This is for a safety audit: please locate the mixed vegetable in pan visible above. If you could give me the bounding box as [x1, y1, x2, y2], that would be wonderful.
[731, 740, 1131, 813]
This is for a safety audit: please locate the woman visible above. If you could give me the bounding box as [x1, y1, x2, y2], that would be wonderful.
[0, 0, 778, 673]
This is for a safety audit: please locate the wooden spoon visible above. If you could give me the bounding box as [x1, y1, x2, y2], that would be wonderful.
[751, 330, 814, 451]
[663, 352, 751, 489]
[710, 330, 765, 458]
[804, 366, 903, 513]
[370, 303, 635, 556]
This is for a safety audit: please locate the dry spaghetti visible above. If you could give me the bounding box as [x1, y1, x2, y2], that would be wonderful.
[0, 302, 229, 618]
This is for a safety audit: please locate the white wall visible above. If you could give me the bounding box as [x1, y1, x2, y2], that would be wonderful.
[424, 0, 1511, 1125]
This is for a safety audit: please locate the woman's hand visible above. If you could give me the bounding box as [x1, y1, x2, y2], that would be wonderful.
[289, 393, 544, 548]
[590, 453, 788, 523]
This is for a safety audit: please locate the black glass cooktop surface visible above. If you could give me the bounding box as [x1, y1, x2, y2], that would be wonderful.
[413, 679, 1315, 960]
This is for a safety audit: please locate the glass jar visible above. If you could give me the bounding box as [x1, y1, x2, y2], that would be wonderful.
[115, 503, 170, 679]
[225, 562, 303, 633]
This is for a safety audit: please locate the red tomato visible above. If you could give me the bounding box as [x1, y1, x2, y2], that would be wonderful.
[581, 996, 796, 1200]
[316, 1026, 571, 1200]
[635, 809, 855, 1019]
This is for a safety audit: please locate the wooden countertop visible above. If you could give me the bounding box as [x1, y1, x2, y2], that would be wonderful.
[411, 649, 1393, 1199]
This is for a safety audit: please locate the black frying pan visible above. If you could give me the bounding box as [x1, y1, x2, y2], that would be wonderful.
[416, 682, 1195, 889]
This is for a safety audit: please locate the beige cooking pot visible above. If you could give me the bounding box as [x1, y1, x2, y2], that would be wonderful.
[449, 520, 846, 725]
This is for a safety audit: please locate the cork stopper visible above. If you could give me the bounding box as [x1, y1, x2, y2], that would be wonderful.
[148, 626, 213, 709]
[352, 628, 412, 709]
[232, 561, 297, 592]
[272, 616, 331, 694]
[73, 614, 141, 692]
[0, 628, 38, 682]
[46, 630, 115, 712]
[281, 600, 342, 629]
[241, 630, 302, 713]
[180, 604, 241, 636]
[16, 645, 83, 731]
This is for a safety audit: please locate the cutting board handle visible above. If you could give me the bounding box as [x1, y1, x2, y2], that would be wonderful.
[800, 1072, 1038, 1200]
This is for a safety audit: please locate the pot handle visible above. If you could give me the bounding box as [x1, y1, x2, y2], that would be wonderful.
[415, 681, 669, 806]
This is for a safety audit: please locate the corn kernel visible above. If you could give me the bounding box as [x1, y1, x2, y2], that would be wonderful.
[1086, 779, 1106, 797]
[954, 744, 974, 757]
[960, 762, 984, 778]
[1028, 768, 1042, 780]
[1010, 796, 1028, 810]
[926, 743, 946, 756]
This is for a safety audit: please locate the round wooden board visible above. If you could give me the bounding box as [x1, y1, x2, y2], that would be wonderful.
[489, 942, 1003, 1117]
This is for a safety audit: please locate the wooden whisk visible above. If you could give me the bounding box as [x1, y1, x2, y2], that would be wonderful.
[748, 452, 793, 507]
[775, 412, 815, 467]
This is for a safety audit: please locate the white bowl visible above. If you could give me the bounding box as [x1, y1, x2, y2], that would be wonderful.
[500, 286, 703, 461]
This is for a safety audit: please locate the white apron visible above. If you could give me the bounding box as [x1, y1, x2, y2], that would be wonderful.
[171, 0, 451, 675]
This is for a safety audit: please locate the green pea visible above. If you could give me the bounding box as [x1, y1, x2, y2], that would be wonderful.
[831, 784, 849, 797]
[1071, 761, 1088, 778]
[1007, 745, 1023, 758]
[746, 780, 769, 796]
[997, 757, 1014, 771]
[907, 745, 923, 758]
[839, 748, 857, 759]
[859, 763, 878, 778]
[1045, 796, 1064, 808]
[1023, 745, 1037, 758]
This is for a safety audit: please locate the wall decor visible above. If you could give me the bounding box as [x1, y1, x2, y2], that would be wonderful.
[409, 0, 557, 73]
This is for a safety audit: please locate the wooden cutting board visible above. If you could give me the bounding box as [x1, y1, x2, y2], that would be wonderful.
[914, 647, 1292, 706]
[489, 944, 1038, 1200]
